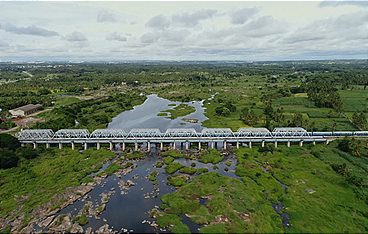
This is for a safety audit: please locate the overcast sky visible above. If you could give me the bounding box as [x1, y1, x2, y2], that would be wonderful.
[0, 1, 367, 61]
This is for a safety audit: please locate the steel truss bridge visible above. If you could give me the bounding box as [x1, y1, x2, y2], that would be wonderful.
[17, 127, 368, 151]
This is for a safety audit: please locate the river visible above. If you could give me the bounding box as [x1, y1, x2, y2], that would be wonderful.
[50, 93, 239, 233]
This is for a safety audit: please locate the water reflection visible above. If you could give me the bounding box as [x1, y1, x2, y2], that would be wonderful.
[108, 94, 208, 132]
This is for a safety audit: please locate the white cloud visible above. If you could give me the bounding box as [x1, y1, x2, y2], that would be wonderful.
[145, 15, 170, 29]
[64, 31, 88, 42]
[97, 10, 118, 23]
[0, 1, 366, 61]
[106, 32, 127, 42]
[172, 9, 217, 27]
[230, 7, 260, 24]
[0, 23, 59, 37]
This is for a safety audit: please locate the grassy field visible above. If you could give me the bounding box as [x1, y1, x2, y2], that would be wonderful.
[160, 103, 196, 119]
[155, 142, 368, 233]
[0, 149, 114, 227]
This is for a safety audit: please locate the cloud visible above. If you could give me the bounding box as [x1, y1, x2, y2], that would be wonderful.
[241, 16, 287, 37]
[145, 15, 170, 29]
[106, 32, 127, 42]
[320, 0, 368, 8]
[172, 9, 217, 27]
[0, 40, 9, 48]
[97, 10, 117, 23]
[0, 23, 58, 37]
[230, 7, 259, 24]
[64, 31, 88, 42]
[140, 32, 158, 44]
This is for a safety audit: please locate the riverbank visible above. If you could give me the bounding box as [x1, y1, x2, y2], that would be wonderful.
[151, 142, 368, 233]
[0, 149, 115, 232]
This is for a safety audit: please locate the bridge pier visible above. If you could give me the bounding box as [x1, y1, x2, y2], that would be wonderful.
[274, 141, 278, 148]
[134, 142, 138, 151]
[223, 141, 227, 150]
[313, 140, 316, 145]
[236, 142, 239, 149]
[326, 140, 330, 145]
[122, 142, 126, 151]
[109, 142, 113, 151]
[299, 140, 303, 147]
[160, 142, 164, 151]
[198, 142, 201, 150]
[262, 141, 265, 148]
[287, 141, 290, 147]
[97, 142, 100, 150]
[249, 141, 252, 149]
[147, 142, 151, 151]
[211, 141, 214, 149]
[186, 142, 189, 150]
[172, 141, 176, 150]
[84, 142, 88, 150]
[71, 142, 75, 150]
[46, 143, 50, 149]
[33, 142, 37, 149]
[58, 142, 62, 149]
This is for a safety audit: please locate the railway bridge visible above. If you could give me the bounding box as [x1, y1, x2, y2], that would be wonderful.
[16, 127, 368, 151]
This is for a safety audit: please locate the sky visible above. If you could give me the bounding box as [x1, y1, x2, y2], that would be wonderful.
[0, 1, 367, 62]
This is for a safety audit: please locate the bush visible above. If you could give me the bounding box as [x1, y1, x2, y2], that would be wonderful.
[0, 148, 19, 169]
[0, 134, 20, 150]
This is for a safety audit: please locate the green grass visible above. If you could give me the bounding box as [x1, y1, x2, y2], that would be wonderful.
[234, 144, 368, 233]
[156, 213, 190, 233]
[154, 141, 368, 233]
[161, 150, 186, 158]
[149, 171, 158, 184]
[125, 151, 145, 160]
[74, 214, 88, 225]
[102, 162, 121, 176]
[199, 149, 224, 164]
[161, 104, 196, 119]
[165, 162, 185, 174]
[158, 172, 283, 233]
[163, 156, 175, 165]
[179, 166, 197, 175]
[0, 149, 114, 225]
[167, 174, 189, 187]
[55, 96, 81, 106]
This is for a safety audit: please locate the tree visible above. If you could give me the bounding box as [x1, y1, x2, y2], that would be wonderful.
[352, 112, 367, 130]
[0, 148, 19, 169]
[0, 134, 20, 150]
[240, 108, 258, 126]
[292, 113, 303, 127]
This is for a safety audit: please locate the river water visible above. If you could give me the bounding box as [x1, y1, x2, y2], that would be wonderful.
[108, 94, 208, 132]
[52, 94, 240, 233]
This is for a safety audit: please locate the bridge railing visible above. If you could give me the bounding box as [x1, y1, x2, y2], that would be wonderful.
[16, 127, 368, 140]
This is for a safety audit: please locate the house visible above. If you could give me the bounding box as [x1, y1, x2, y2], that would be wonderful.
[9, 104, 42, 117]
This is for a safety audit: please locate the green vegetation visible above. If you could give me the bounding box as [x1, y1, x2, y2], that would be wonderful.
[102, 162, 121, 176]
[158, 172, 283, 233]
[167, 174, 190, 187]
[155, 140, 368, 233]
[199, 149, 224, 164]
[149, 171, 159, 184]
[165, 162, 185, 174]
[0, 148, 114, 226]
[156, 213, 190, 233]
[155, 161, 164, 168]
[163, 156, 175, 165]
[125, 151, 145, 160]
[160, 104, 196, 119]
[179, 166, 197, 175]
[234, 143, 368, 232]
[74, 214, 88, 225]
